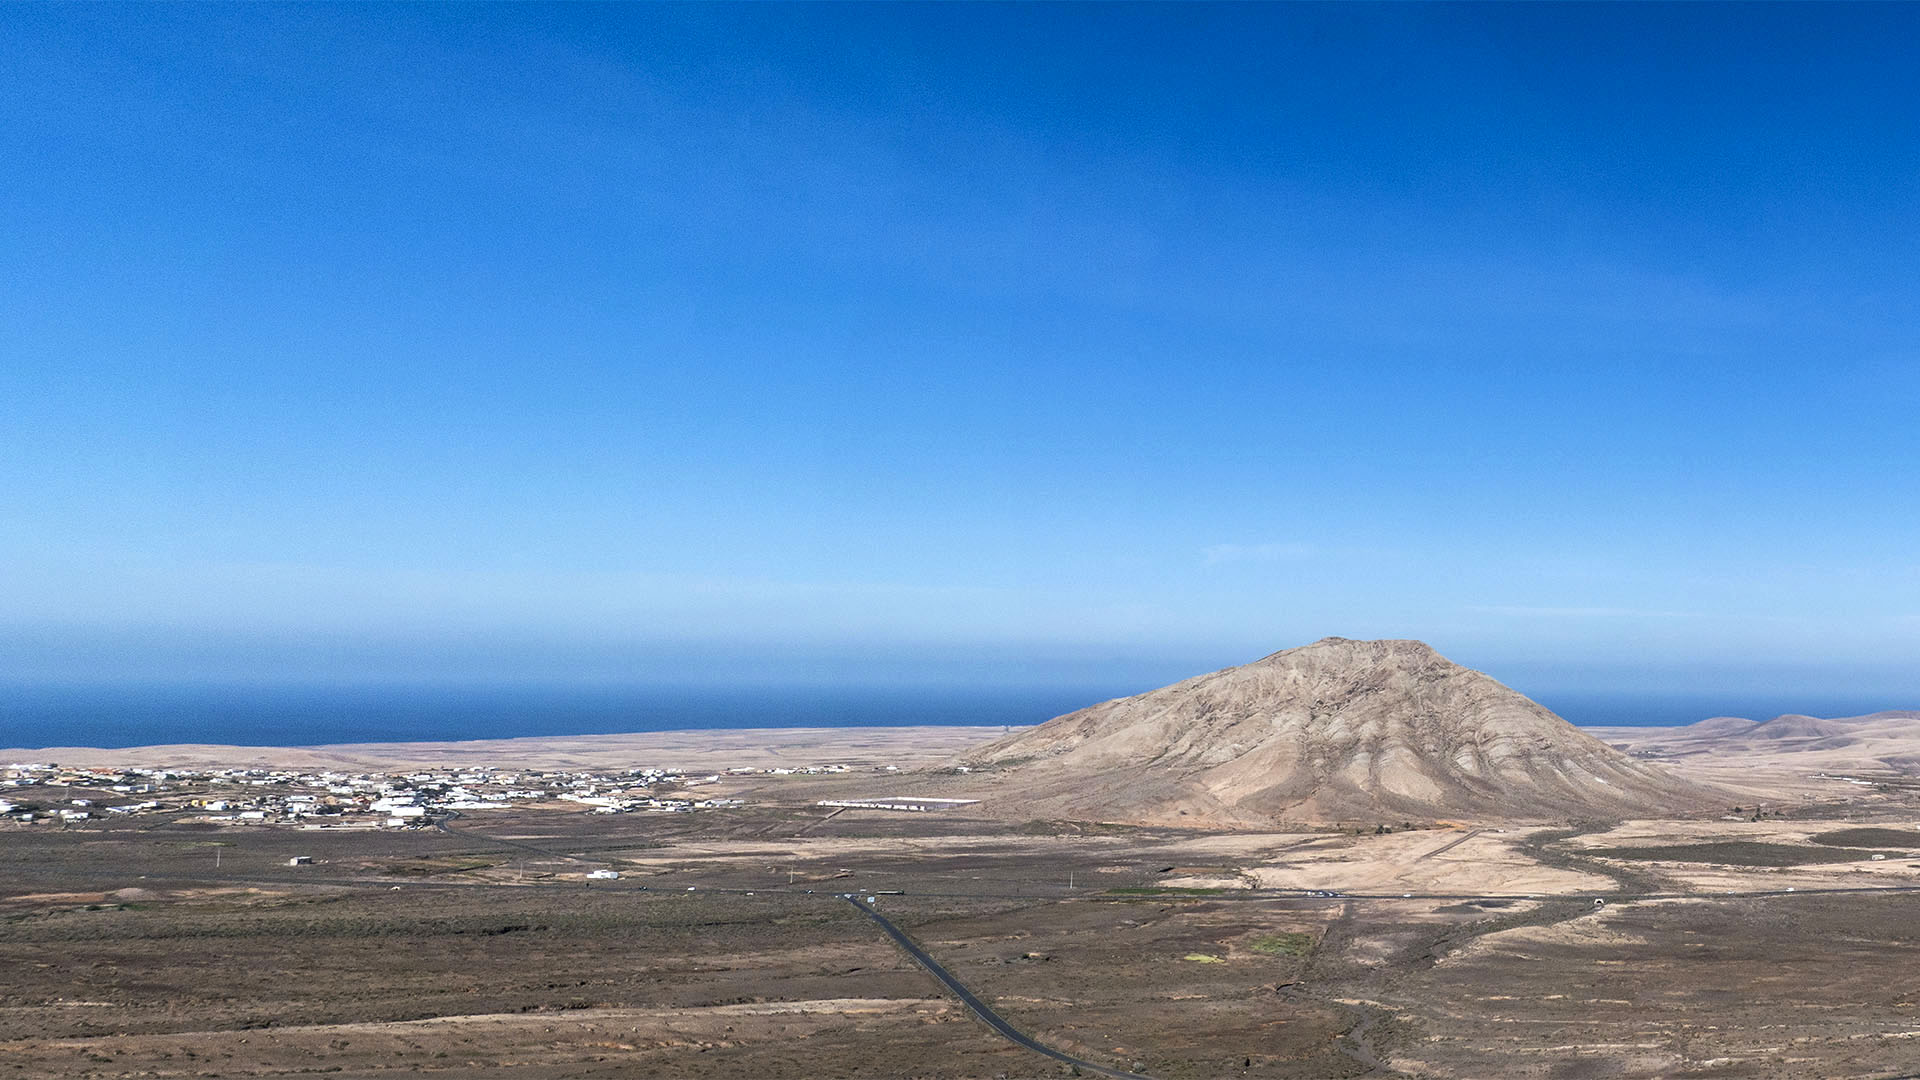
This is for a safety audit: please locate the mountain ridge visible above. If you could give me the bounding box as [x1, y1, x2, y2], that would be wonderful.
[960, 637, 1722, 825]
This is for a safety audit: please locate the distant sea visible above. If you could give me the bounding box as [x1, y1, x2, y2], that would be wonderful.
[1, 683, 1910, 751]
[0, 683, 1111, 750]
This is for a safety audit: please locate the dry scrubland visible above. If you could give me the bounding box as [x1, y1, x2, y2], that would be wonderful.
[6, 642, 1920, 1079]
[4, 763, 1920, 1079]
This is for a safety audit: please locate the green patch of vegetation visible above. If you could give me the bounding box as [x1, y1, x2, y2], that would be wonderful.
[1809, 828, 1920, 849]
[1107, 886, 1225, 896]
[1246, 931, 1315, 957]
[1588, 842, 1900, 867]
[1182, 953, 1224, 963]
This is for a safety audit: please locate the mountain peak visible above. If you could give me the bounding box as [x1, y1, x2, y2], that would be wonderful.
[962, 638, 1719, 825]
[1256, 636, 1451, 666]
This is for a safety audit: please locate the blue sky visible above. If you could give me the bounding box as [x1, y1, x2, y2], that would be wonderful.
[4, 3, 1918, 702]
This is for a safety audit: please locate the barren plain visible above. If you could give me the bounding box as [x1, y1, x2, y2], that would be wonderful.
[5, 719, 1920, 1080]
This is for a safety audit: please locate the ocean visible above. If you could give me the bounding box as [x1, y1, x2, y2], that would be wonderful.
[0, 683, 1111, 750]
[0, 682, 1909, 750]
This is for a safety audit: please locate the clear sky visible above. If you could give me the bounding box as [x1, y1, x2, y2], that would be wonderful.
[4, 3, 1918, 702]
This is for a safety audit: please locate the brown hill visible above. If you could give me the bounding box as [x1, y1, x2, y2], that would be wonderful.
[1742, 711, 1917, 740]
[1591, 711, 1920, 783]
[1677, 716, 1761, 739]
[959, 638, 1722, 825]
[1698, 710, 1918, 770]
[1739, 714, 1863, 741]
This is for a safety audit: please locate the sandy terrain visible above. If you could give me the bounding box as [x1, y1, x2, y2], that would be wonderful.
[1558, 816, 1920, 892]
[3, 1000, 967, 1079]
[1241, 828, 1612, 895]
[6, 776, 1920, 1078]
[1, 724, 1010, 772]
[9, 705, 1920, 1078]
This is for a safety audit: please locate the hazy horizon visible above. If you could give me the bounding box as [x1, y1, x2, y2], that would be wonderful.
[4, 670, 1914, 751]
[6, 5, 1918, 724]
[7, 11, 1919, 1080]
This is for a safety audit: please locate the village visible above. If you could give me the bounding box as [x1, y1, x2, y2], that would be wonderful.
[0, 759, 896, 828]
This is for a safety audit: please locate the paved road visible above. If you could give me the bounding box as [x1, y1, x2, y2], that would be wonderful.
[842, 894, 1158, 1080]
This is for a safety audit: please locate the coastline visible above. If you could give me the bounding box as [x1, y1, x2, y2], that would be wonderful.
[0, 724, 1018, 772]
[4, 719, 1697, 774]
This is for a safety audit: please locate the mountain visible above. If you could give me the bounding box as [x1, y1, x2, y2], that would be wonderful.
[1647, 710, 1920, 771]
[958, 638, 1721, 825]
[1676, 716, 1761, 739]
[1592, 710, 1920, 781]
[1739, 714, 1870, 741]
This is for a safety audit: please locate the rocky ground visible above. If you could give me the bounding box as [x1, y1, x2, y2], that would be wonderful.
[4, 773, 1920, 1078]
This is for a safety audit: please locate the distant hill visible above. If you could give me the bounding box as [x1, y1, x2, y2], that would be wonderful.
[1676, 716, 1761, 739]
[957, 637, 1722, 825]
[1585, 710, 1920, 778]
[1660, 710, 1919, 750]
[1739, 714, 1875, 741]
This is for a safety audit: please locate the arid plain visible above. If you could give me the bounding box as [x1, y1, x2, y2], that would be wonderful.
[6, 646, 1920, 1080]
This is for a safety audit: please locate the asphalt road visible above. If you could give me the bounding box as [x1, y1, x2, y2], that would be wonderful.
[841, 893, 1159, 1080]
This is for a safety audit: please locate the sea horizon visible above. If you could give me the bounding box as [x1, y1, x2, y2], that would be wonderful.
[2, 680, 1912, 751]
